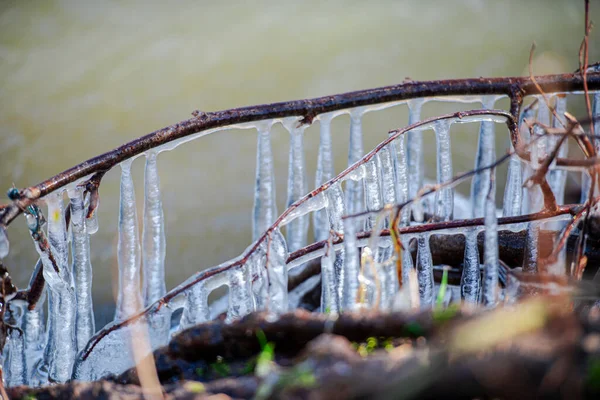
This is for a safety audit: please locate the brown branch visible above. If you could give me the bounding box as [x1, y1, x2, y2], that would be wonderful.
[1, 73, 600, 230]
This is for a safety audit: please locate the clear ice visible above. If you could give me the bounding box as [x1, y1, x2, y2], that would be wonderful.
[434, 120, 453, 220]
[345, 109, 365, 216]
[416, 235, 435, 307]
[253, 123, 278, 241]
[142, 152, 167, 307]
[115, 159, 143, 320]
[0, 226, 9, 258]
[284, 118, 308, 252]
[314, 115, 335, 242]
[68, 187, 95, 353]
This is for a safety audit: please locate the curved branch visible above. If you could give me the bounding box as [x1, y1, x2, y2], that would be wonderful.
[1, 73, 600, 229]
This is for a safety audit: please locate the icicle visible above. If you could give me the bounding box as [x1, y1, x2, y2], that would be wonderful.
[0, 226, 8, 258]
[379, 146, 397, 206]
[502, 145, 522, 217]
[313, 115, 335, 242]
[266, 229, 289, 314]
[283, 118, 308, 252]
[434, 120, 453, 221]
[253, 122, 278, 241]
[325, 183, 346, 301]
[142, 152, 167, 307]
[180, 280, 211, 330]
[23, 268, 48, 387]
[23, 262, 46, 386]
[342, 215, 360, 311]
[401, 237, 414, 289]
[406, 100, 425, 216]
[68, 187, 95, 354]
[523, 223, 540, 273]
[320, 240, 339, 314]
[346, 109, 365, 216]
[226, 266, 254, 322]
[250, 251, 268, 311]
[548, 95, 568, 205]
[416, 234, 435, 307]
[461, 230, 480, 303]
[358, 213, 386, 308]
[482, 179, 499, 307]
[3, 301, 26, 387]
[520, 102, 537, 214]
[115, 159, 143, 321]
[470, 97, 497, 218]
[390, 132, 411, 226]
[363, 157, 383, 230]
[41, 192, 76, 383]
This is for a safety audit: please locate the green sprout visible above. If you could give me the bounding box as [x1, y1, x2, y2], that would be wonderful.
[435, 267, 449, 309]
[210, 356, 230, 377]
[256, 329, 276, 378]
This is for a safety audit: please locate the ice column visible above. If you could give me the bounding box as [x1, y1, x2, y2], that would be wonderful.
[325, 182, 346, 302]
[314, 114, 335, 242]
[482, 179, 499, 306]
[115, 159, 143, 321]
[406, 100, 425, 214]
[180, 280, 211, 330]
[68, 187, 95, 353]
[461, 231, 480, 303]
[363, 157, 383, 230]
[226, 266, 254, 322]
[416, 234, 435, 307]
[434, 120, 453, 221]
[283, 118, 308, 252]
[346, 109, 365, 216]
[4, 302, 26, 387]
[43, 192, 76, 383]
[23, 261, 46, 386]
[266, 229, 289, 314]
[470, 97, 497, 218]
[253, 122, 278, 241]
[342, 215, 360, 310]
[142, 152, 167, 307]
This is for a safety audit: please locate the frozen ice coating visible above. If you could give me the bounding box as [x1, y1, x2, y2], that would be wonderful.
[23, 262, 46, 385]
[44, 192, 77, 383]
[434, 120, 453, 221]
[4, 302, 26, 387]
[325, 183, 346, 300]
[284, 118, 309, 252]
[502, 146, 522, 217]
[85, 200, 99, 235]
[342, 215, 360, 310]
[401, 238, 414, 288]
[320, 241, 339, 313]
[461, 230, 480, 303]
[583, 91, 600, 202]
[180, 280, 211, 330]
[363, 157, 384, 230]
[265, 229, 289, 314]
[142, 152, 167, 308]
[226, 266, 254, 322]
[470, 97, 497, 218]
[249, 250, 268, 311]
[314, 115, 335, 242]
[523, 222, 540, 274]
[416, 235, 435, 307]
[253, 123, 278, 242]
[379, 146, 397, 207]
[346, 109, 365, 216]
[482, 181, 498, 307]
[115, 159, 143, 321]
[389, 133, 411, 226]
[406, 100, 425, 214]
[0, 226, 9, 258]
[68, 187, 95, 353]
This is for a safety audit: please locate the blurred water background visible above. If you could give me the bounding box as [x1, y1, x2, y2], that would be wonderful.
[1, 0, 598, 325]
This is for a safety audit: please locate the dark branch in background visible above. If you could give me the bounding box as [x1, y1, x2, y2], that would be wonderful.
[1, 73, 600, 229]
